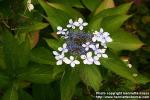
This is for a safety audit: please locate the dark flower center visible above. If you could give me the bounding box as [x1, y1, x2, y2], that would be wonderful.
[66, 31, 93, 55]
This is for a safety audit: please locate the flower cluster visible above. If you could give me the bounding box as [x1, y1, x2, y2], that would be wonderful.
[53, 18, 113, 67]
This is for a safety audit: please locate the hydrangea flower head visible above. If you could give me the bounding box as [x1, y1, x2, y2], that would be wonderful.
[53, 18, 113, 67]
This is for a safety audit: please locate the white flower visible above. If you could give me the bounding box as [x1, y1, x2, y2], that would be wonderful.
[27, 0, 34, 12]
[63, 56, 80, 67]
[92, 31, 103, 42]
[81, 52, 93, 65]
[58, 43, 68, 53]
[92, 56, 100, 65]
[128, 64, 132, 68]
[57, 26, 67, 35]
[96, 49, 108, 58]
[67, 19, 76, 29]
[92, 28, 112, 44]
[82, 42, 93, 51]
[99, 32, 113, 43]
[74, 18, 88, 30]
[90, 43, 100, 51]
[53, 51, 65, 65]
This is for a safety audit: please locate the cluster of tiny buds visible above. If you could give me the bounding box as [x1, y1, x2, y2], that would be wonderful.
[53, 18, 113, 67]
[27, 0, 34, 12]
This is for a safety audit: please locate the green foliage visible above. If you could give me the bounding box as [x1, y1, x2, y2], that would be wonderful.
[0, 73, 9, 88]
[78, 65, 102, 91]
[2, 30, 30, 69]
[60, 69, 80, 100]
[81, 0, 102, 11]
[30, 47, 55, 65]
[17, 64, 54, 84]
[0, 0, 150, 100]
[2, 85, 18, 100]
[108, 30, 144, 51]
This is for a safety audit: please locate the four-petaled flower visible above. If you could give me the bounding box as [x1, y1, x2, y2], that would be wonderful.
[96, 49, 108, 58]
[53, 51, 65, 65]
[64, 56, 80, 67]
[99, 32, 113, 44]
[81, 52, 93, 65]
[57, 26, 67, 35]
[92, 56, 101, 65]
[67, 19, 76, 29]
[92, 28, 104, 42]
[58, 43, 68, 53]
[82, 42, 93, 51]
[74, 18, 88, 30]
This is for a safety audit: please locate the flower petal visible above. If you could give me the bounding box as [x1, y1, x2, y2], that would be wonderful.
[63, 29, 67, 31]
[53, 51, 59, 56]
[79, 26, 83, 30]
[74, 60, 80, 64]
[63, 57, 71, 64]
[56, 60, 62, 65]
[106, 37, 113, 42]
[74, 22, 79, 26]
[57, 26, 62, 30]
[94, 56, 99, 60]
[67, 24, 71, 28]
[63, 43, 67, 48]
[70, 56, 74, 61]
[94, 60, 100, 65]
[87, 52, 92, 57]
[100, 28, 103, 33]
[63, 49, 68, 53]
[81, 55, 86, 59]
[71, 62, 75, 67]
[58, 47, 63, 51]
[69, 19, 73, 23]
[78, 18, 83, 23]
[28, 4, 34, 12]
[82, 44, 86, 47]
[103, 32, 110, 37]
[83, 22, 88, 26]
[102, 54, 108, 58]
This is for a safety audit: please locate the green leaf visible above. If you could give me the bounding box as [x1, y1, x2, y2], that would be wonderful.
[38, 0, 71, 31]
[17, 64, 54, 84]
[81, 0, 102, 11]
[78, 65, 102, 91]
[47, 3, 83, 18]
[2, 30, 31, 69]
[16, 22, 48, 33]
[45, 38, 63, 50]
[101, 15, 132, 32]
[15, 40, 31, 68]
[61, 69, 80, 100]
[101, 52, 136, 83]
[134, 74, 150, 84]
[94, 0, 115, 15]
[88, 2, 132, 31]
[0, 73, 9, 88]
[30, 47, 55, 65]
[32, 84, 57, 100]
[0, 46, 6, 69]
[18, 90, 34, 100]
[49, 0, 83, 8]
[2, 30, 18, 69]
[2, 85, 18, 100]
[108, 30, 144, 51]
